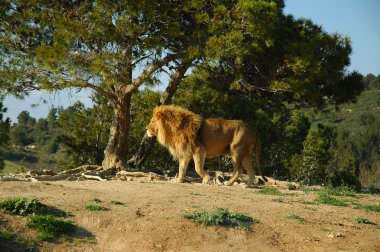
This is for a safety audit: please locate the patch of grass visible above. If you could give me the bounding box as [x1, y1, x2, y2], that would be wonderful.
[356, 204, 380, 212]
[304, 206, 317, 211]
[190, 192, 205, 196]
[110, 201, 124, 206]
[184, 208, 257, 231]
[27, 215, 75, 241]
[320, 227, 331, 232]
[85, 204, 107, 211]
[287, 214, 305, 223]
[297, 199, 318, 205]
[0, 197, 67, 216]
[1, 160, 28, 174]
[287, 185, 297, 190]
[0, 231, 14, 240]
[257, 187, 284, 196]
[93, 198, 102, 203]
[272, 198, 284, 203]
[0, 231, 36, 251]
[319, 186, 357, 197]
[353, 217, 371, 224]
[315, 194, 348, 207]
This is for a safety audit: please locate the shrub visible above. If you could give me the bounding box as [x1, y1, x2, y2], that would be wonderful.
[0, 197, 67, 216]
[315, 194, 347, 207]
[110, 201, 124, 205]
[184, 208, 257, 230]
[353, 218, 370, 224]
[287, 214, 305, 223]
[85, 204, 107, 211]
[27, 215, 75, 240]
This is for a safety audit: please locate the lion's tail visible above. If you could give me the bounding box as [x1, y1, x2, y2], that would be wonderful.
[255, 133, 268, 183]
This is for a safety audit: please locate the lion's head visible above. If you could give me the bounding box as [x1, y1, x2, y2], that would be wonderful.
[147, 105, 203, 160]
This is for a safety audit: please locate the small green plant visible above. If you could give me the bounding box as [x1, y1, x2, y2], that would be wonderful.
[315, 194, 347, 207]
[184, 208, 257, 231]
[319, 186, 357, 197]
[110, 201, 124, 205]
[93, 198, 102, 203]
[0, 231, 36, 251]
[356, 204, 380, 212]
[272, 198, 284, 203]
[85, 204, 107, 211]
[0, 197, 67, 216]
[353, 218, 371, 224]
[287, 214, 305, 223]
[257, 187, 284, 196]
[288, 185, 297, 190]
[27, 215, 75, 240]
[0, 231, 14, 240]
[297, 199, 318, 205]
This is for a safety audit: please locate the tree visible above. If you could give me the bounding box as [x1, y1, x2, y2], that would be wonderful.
[10, 111, 35, 146]
[0, 97, 10, 169]
[56, 96, 112, 168]
[0, 0, 284, 169]
[129, 2, 364, 167]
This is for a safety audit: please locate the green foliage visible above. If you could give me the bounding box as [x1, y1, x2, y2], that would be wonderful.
[356, 204, 380, 212]
[110, 201, 124, 206]
[183, 208, 257, 230]
[27, 215, 75, 241]
[315, 195, 347, 207]
[287, 214, 305, 223]
[85, 204, 107, 211]
[272, 198, 284, 203]
[0, 197, 67, 217]
[353, 218, 370, 224]
[56, 97, 112, 169]
[291, 124, 333, 185]
[0, 98, 10, 170]
[93, 198, 102, 203]
[0, 231, 36, 251]
[318, 186, 357, 197]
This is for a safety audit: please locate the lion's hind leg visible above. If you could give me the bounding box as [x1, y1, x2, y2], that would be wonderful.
[224, 153, 242, 186]
[242, 155, 255, 188]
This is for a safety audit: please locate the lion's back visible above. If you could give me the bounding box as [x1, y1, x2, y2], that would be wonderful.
[199, 118, 254, 157]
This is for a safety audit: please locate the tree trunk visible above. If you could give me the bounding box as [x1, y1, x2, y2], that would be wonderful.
[102, 94, 132, 170]
[127, 64, 189, 169]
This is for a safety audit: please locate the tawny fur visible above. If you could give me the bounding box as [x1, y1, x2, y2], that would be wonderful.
[146, 105, 265, 186]
[152, 105, 202, 160]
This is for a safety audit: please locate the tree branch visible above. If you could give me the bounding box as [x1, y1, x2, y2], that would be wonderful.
[125, 54, 175, 94]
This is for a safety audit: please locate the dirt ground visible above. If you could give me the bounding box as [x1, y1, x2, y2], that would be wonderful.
[0, 180, 379, 252]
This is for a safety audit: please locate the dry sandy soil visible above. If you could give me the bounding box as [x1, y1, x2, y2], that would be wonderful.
[0, 180, 379, 252]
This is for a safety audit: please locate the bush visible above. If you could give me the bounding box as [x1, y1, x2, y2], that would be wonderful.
[0, 197, 67, 216]
[85, 204, 107, 211]
[184, 208, 257, 230]
[27, 215, 75, 240]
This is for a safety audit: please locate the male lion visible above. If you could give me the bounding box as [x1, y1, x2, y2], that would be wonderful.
[146, 105, 264, 187]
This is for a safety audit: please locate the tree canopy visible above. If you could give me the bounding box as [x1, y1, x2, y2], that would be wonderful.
[0, 0, 363, 170]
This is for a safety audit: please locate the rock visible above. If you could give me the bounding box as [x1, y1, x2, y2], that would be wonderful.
[42, 169, 57, 176]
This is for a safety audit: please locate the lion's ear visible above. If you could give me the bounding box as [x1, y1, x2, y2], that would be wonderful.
[154, 111, 163, 120]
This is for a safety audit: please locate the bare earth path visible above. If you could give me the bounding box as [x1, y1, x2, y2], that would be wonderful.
[0, 180, 379, 251]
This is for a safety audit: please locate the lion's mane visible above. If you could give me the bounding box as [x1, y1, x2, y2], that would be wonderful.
[152, 105, 203, 160]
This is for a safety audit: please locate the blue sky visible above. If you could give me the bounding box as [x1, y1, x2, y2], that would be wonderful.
[3, 0, 380, 123]
[284, 0, 380, 75]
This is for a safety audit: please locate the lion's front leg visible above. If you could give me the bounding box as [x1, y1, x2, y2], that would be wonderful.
[193, 149, 210, 184]
[172, 157, 190, 183]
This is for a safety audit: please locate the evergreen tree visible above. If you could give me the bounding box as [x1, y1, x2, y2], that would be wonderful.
[0, 97, 10, 169]
[0, 0, 281, 169]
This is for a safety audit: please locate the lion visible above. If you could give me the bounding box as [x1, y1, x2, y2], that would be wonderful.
[146, 105, 265, 187]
